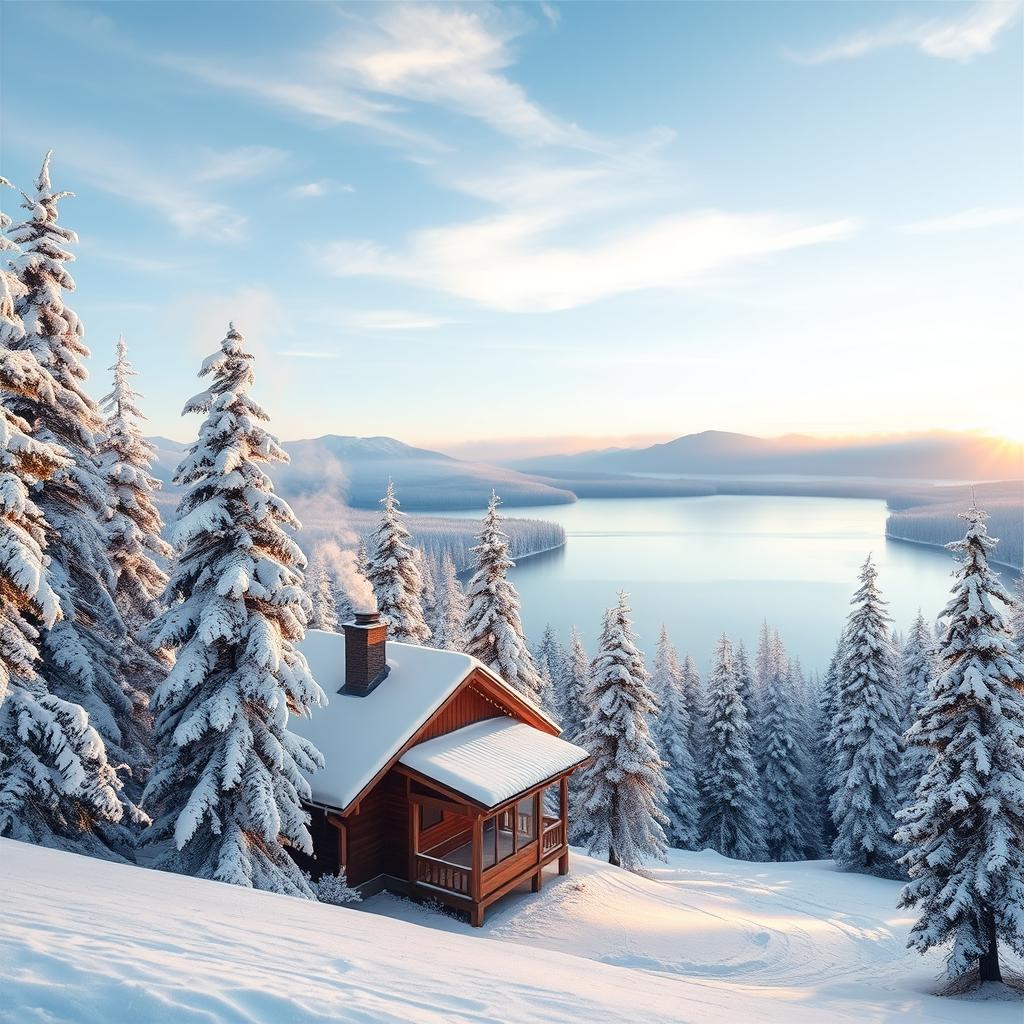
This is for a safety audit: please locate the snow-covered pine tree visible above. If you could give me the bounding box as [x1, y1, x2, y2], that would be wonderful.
[1007, 572, 1024, 650]
[802, 667, 831, 857]
[558, 626, 590, 739]
[736, 639, 758, 722]
[0, 206, 133, 852]
[829, 555, 904, 877]
[576, 593, 668, 869]
[6, 155, 143, 821]
[534, 623, 565, 690]
[464, 492, 543, 702]
[417, 547, 438, 643]
[680, 653, 704, 760]
[700, 633, 766, 860]
[431, 550, 469, 652]
[536, 659, 557, 720]
[98, 336, 172, 773]
[760, 637, 817, 861]
[364, 482, 430, 645]
[895, 610, 937, 810]
[306, 543, 340, 632]
[649, 626, 700, 849]
[141, 324, 326, 897]
[818, 634, 845, 849]
[897, 505, 1024, 984]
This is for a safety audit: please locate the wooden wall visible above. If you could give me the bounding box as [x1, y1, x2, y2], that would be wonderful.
[417, 683, 507, 742]
[343, 770, 410, 885]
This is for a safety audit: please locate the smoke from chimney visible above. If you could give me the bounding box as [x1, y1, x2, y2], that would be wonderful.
[316, 538, 377, 615]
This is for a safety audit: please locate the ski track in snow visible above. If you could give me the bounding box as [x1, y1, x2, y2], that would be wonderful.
[2, 839, 1021, 1024]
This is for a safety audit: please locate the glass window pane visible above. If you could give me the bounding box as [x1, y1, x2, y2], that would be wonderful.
[482, 817, 496, 868]
[518, 796, 537, 842]
[420, 805, 443, 832]
[543, 783, 561, 821]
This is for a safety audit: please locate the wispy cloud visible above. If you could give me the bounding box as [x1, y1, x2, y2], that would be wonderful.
[160, 4, 593, 152]
[899, 206, 1024, 233]
[325, 4, 591, 148]
[787, 0, 1022, 64]
[160, 55, 434, 149]
[4, 118, 269, 242]
[275, 350, 340, 359]
[346, 309, 453, 331]
[324, 208, 859, 313]
[287, 180, 355, 200]
[192, 145, 290, 183]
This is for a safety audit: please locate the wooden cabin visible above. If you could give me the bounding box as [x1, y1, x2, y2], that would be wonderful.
[290, 613, 589, 926]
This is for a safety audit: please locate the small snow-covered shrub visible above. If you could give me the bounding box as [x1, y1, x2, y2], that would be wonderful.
[313, 871, 361, 906]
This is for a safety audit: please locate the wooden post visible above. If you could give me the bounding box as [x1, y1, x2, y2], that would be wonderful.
[471, 815, 483, 903]
[559, 774, 570, 875]
[534, 789, 542, 866]
[471, 903, 485, 928]
[408, 800, 419, 884]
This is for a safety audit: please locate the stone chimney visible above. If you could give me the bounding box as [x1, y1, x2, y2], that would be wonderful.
[342, 611, 390, 696]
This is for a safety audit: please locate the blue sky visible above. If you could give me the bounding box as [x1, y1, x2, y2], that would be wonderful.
[1, 1, 1021, 455]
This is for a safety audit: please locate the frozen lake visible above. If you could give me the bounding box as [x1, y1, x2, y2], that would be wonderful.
[426, 494, 1018, 675]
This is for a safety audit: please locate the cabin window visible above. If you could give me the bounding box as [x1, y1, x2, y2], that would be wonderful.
[517, 796, 537, 843]
[543, 783, 562, 821]
[482, 817, 497, 868]
[420, 805, 443, 832]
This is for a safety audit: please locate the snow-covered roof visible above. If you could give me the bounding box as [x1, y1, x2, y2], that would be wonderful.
[291, 630, 477, 810]
[290, 630, 562, 812]
[399, 717, 589, 808]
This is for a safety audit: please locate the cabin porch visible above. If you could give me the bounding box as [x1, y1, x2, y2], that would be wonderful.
[405, 772, 572, 927]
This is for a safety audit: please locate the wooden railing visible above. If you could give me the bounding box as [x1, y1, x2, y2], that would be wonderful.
[414, 853, 471, 896]
[542, 818, 565, 853]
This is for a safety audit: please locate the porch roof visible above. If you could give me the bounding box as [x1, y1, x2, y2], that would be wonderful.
[399, 717, 589, 809]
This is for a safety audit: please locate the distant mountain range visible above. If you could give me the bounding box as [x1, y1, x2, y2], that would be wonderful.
[147, 429, 1023, 513]
[505, 430, 1024, 481]
[147, 435, 574, 511]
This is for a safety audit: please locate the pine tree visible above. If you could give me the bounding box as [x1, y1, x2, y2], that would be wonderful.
[98, 336, 172, 775]
[536, 659, 557, 719]
[1007, 573, 1024, 650]
[417, 547, 438, 642]
[464, 492, 543, 702]
[896, 610, 937, 810]
[649, 626, 700, 849]
[141, 324, 326, 896]
[680, 653, 704, 759]
[365, 482, 430, 645]
[576, 593, 668, 870]
[818, 634, 845, 849]
[6, 155, 142, 839]
[305, 543, 340, 632]
[432, 550, 469, 652]
[829, 555, 903, 877]
[897, 505, 1024, 984]
[534, 623, 565, 689]
[761, 636, 816, 861]
[0, 196, 134, 852]
[558, 626, 589, 739]
[736, 639, 758, 721]
[700, 633, 766, 860]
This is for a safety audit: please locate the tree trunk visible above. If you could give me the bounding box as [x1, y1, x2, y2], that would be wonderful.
[608, 846, 620, 868]
[979, 906, 1002, 984]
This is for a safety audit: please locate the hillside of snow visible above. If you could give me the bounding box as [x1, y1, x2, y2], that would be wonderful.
[2, 839, 1020, 1023]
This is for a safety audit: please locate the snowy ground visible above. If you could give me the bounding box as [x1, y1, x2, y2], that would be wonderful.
[2, 839, 1020, 1024]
